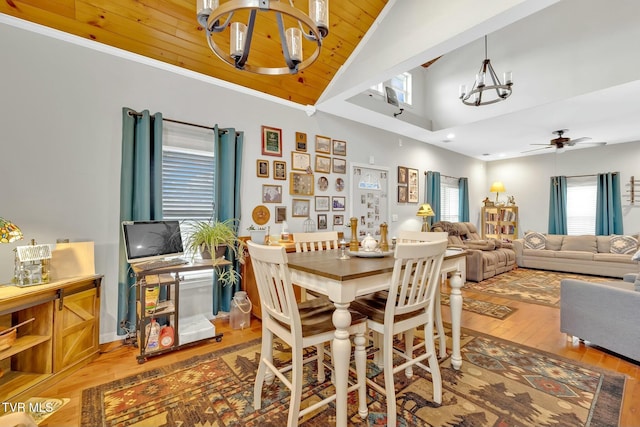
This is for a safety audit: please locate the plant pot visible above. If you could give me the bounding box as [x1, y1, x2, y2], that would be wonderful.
[201, 244, 228, 260]
[249, 230, 267, 245]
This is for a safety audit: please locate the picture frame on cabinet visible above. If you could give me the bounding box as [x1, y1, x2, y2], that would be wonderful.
[261, 125, 282, 157]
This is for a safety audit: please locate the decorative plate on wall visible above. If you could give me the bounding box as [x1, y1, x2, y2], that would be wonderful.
[252, 205, 270, 225]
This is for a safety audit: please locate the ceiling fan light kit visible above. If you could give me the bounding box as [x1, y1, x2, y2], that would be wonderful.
[459, 35, 513, 106]
[197, 0, 328, 75]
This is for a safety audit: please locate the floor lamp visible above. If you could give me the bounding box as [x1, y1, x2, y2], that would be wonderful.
[416, 203, 435, 232]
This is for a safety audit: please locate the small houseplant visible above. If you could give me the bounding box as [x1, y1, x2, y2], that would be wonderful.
[183, 218, 244, 286]
[247, 224, 267, 244]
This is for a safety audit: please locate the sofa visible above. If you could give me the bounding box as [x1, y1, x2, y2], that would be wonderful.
[560, 274, 640, 362]
[513, 232, 639, 278]
[430, 221, 516, 282]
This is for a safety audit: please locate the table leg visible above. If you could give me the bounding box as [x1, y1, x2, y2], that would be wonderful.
[435, 282, 447, 359]
[331, 302, 351, 427]
[449, 270, 463, 370]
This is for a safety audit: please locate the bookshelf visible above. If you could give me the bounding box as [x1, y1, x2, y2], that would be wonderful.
[482, 205, 518, 241]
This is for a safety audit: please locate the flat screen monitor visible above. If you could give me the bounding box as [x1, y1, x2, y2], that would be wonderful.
[122, 220, 184, 264]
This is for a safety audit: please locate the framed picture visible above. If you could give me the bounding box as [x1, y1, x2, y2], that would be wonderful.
[290, 172, 314, 196]
[262, 184, 282, 203]
[257, 159, 269, 178]
[317, 214, 328, 230]
[397, 185, 408, 203]
[317, 176, 329, 191]
[261, 125, 282, 157]
[315, 155, 331, 173]
[273, 160, 286, 180]
[332, 139, 347, 156]
[407, 168, 419, 203]
[332, 196, 346, 211]
[292, 198, 310, 217]
[333, 215, 344, 226]
[332, 157, 347, 174]
[315, 135, 331, 153]
[275, 205, 287, 223]
[335, 177, 345, 192]
[397, 166, 407, 184]
[315, 195, 330, 211]
[291, 152, 311, 171]
[295, 132, 307, 152]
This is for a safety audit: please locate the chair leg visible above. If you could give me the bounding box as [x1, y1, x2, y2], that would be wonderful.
[404, 328, 414, 378]
[383, 331, 397, 427]
[424, 323, 442, 404]
[354, 329, 368, 419]
[287, 349, 304, 427]
[316, 344, 326, 382]
[253, 329, 272, 410]
[372, 331, 383, 368]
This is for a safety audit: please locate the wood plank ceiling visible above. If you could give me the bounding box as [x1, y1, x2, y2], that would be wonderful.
[1, 0, 388, 106]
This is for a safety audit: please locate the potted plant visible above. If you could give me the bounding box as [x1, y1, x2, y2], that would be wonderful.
[183, 218, 244, 286]
[247, 224, 267, 244]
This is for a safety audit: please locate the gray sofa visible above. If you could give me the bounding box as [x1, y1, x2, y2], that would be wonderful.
[560, 274, 640, 362]
[513, 233, 638, 278]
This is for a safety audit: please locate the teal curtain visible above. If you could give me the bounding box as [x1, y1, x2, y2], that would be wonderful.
[595, 172, 623, 235]
[548, 176, 567, 234]
[117, 108, 163, 335]
[426, 171, 441, 228]
[213, 126, 244, 313]
[458, 177, 469, 222]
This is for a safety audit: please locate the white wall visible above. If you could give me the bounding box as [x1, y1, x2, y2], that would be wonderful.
[486, 142, 640, 235]
[0, 21, 483, 343]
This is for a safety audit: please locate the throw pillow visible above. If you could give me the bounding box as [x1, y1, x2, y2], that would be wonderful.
[524, 231, 546, 250]
[631, 249, 640, 261]
[610, 235, 638, 255]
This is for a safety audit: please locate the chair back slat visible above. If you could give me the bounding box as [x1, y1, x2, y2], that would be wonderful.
[247, 241, 301, 332]
[293, 231, 339, 252]
[387, 240, 447, 320]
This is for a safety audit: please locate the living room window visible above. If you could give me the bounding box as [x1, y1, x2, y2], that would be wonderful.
[440, 176, 460, 222]
[566, 176, 597, 235]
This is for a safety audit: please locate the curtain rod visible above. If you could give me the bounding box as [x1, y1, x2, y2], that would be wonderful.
[126, 109, 226, 133]
[424, 171, 460, 180]
[564, 172, 619, 178]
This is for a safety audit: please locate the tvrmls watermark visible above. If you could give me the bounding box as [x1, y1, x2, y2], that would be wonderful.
[2, 400, 56, 413]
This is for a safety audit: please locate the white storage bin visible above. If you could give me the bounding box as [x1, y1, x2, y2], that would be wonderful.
[178, 314, 216, 345]
[178, 274, 214, 321]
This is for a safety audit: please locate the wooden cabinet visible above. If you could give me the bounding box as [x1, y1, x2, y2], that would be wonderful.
[0, 275, 102, 403]
[482, 205, 519, 241]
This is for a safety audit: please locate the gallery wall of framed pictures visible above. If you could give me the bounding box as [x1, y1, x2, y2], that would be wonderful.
[252, 127, 350, 232]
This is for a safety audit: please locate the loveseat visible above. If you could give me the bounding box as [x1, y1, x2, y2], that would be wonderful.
[513, 232, 639, 278]
[430, 221, 516, 282]
[560, 274, 640, 362]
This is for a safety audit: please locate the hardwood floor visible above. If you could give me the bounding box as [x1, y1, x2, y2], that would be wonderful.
[35, 283, 639, 426]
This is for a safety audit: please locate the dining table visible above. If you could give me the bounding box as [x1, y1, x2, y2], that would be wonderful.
[286, 248, 466, 427]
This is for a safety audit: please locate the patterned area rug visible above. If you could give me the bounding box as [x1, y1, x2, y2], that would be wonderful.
[81, 328, 624, 427]
[440, 293, 516, 319]
[464, 268, 612, 307]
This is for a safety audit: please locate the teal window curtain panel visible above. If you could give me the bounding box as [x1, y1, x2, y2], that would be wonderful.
[595, 172, 623, 235]
[426, 171, 441, 227]
[458, 177, 469, 222]
[117, 108, 163, 335]
[213, 126, 244, 314]
[548, 176, 567, 235]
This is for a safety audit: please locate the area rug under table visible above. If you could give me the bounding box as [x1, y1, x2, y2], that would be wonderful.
[440, 293, 516, 319]
[81, 327, 624, 427]
[464, 268, 612, 307]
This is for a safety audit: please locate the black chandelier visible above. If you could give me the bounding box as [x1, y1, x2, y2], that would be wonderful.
[459, 35, 513, 106]
[197, 0, 329, 75]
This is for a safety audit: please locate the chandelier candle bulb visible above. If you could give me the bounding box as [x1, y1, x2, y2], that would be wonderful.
[504, 71, 513, 85]
[230, 22, 246, 58]
[309, 0, 329, 35]
[459, 84, 466, 98]
[196, 0, 217, 16]
[286, 27, 303, 62]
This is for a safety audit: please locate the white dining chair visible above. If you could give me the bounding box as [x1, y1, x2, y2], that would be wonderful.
[350, 240, 447, 427]
[398, 230, 450, 357]
[292, 231, 340, 252]
[247, 240, 368, 426]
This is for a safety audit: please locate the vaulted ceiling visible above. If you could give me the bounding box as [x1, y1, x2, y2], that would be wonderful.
[3, 0, 640, 161]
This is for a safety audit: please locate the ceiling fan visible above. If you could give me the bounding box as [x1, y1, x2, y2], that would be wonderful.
[523, 129, 607, 153]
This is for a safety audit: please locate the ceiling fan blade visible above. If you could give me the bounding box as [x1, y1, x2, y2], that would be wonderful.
[521, 146, 553, 153]
[567, 137, 591, 145]
[574, 141, 607, 146]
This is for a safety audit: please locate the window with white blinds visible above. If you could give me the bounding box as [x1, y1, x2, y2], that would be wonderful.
[566, 176, 597, 235]
[440, 176, 459, 222]
[161, 122, 216, 259]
